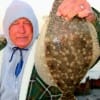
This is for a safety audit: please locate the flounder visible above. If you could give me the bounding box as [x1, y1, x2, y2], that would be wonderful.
[35, 0, 100, 99]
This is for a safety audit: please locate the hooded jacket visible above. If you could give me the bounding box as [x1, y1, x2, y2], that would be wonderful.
[0, 1, 39, 100]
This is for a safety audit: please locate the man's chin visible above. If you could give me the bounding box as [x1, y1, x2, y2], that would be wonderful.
[16, 43, 28, 48]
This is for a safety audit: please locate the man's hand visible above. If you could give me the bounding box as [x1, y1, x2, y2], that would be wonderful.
[56, 0, 96, 22]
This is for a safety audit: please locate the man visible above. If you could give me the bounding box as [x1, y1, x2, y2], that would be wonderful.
[0, 1, 39, 100]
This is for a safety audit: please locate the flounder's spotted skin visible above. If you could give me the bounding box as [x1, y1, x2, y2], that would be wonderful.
[45, 19, 93, 100]
[44, 0, 99, 99]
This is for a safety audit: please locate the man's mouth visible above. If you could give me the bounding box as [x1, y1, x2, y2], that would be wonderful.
[16, 36, 28, 39]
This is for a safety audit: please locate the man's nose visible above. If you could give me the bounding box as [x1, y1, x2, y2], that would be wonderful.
[19, 24, 25, 33]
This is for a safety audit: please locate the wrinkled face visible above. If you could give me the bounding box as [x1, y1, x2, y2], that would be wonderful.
[9, 17, 33, 48]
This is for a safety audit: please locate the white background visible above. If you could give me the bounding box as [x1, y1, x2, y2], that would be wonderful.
[0, 0, 100, 34]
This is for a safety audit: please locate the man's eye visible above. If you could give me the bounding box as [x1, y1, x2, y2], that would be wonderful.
[24, 22, 31, 25]
[12, 22, 19, 25]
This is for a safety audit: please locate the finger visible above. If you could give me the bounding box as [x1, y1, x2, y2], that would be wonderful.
[64, 16, 70, 21]
[56, 8, 62, 16]
[78, 9, 91, 18]
[86, 13, 96, 22]
[56, 0, 75, 16]
[77, 0, 92, 18]
[57, 0, 69, 15]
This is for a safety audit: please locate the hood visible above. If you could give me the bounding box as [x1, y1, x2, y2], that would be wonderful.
[3, 0, 39, 48]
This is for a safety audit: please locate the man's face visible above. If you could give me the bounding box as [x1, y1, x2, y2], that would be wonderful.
[9, 17, 33, 48]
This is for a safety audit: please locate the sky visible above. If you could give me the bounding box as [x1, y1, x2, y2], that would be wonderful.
[0, 0, 100, 34]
